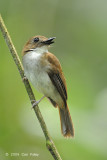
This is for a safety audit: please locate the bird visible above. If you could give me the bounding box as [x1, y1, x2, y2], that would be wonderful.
[22, 35, 74, 137]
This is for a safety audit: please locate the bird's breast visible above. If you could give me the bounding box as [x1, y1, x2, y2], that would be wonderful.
[22, 52, 53, 95]
[22, 51, 64, 107]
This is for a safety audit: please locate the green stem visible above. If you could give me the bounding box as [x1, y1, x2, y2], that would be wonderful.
[0, 14, 62, 160]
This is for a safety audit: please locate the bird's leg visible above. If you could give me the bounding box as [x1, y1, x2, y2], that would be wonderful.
[31, 96, 46, 108]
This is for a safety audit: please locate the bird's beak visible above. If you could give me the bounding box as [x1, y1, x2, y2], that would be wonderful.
[42, 37, 56, 45]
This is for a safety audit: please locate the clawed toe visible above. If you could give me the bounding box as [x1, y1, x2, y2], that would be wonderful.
[31, 96, 46, 109]
[31, 100, 38, 109]
[32, 101, 39, 108]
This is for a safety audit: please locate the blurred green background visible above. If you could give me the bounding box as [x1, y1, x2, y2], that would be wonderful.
[0, 0, 107, 160]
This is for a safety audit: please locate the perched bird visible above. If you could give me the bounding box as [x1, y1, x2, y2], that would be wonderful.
[22, 35, 74, 137]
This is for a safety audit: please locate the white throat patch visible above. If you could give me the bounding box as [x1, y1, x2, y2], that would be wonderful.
[34, 46, 48, 54]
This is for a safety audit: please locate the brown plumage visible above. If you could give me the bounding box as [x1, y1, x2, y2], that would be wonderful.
[41, 52, 74, 137]
[22, 35, 74, 137]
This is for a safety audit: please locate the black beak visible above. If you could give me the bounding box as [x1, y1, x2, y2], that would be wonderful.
[42, 37, 56, 45]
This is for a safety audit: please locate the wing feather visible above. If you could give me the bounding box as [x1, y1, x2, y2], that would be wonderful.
[48, 72, 67, 107]
[41, 52, 68, 107]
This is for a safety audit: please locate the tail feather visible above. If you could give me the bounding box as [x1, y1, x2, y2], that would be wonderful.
[58, 105, 74, 137]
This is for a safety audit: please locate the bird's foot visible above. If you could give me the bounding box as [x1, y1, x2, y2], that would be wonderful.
[31, 96, 46, 109]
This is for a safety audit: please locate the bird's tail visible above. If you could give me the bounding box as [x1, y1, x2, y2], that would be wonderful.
[58, 105, 74, 137]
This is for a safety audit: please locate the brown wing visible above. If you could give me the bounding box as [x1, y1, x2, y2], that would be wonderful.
[44, 52, 68, 107]
[48, 72, 67, 107]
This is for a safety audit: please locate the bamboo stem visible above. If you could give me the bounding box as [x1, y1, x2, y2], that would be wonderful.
[0, 14, 62, 160]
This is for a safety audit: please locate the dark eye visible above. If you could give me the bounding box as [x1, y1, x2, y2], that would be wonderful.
[34, 37, 39, 43]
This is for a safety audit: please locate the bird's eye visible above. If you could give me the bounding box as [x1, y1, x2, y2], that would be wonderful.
[34, 37, 39, 43]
